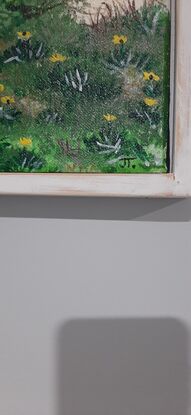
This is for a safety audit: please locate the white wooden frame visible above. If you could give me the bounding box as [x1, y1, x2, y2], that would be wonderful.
[0, 0, 190, 197]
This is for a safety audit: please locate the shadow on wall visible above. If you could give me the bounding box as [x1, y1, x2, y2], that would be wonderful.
[56, 318, 189, 415]
[0, 196, 191, 221]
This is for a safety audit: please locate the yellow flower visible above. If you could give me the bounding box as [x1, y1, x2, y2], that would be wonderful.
[17, 31, 32, 41]
[143, 71, 160, 82]
[103, 114, 117, 122]
[49, 53, 69, 63]
[1, 96, 15, 105]
[0, 84, 5, 93]
[19, 137, 32, 147]
[144, 97, 158, 107]
[112, 35, 128, 45]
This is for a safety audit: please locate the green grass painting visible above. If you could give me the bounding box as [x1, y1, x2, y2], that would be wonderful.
[0, 0, 171, 173]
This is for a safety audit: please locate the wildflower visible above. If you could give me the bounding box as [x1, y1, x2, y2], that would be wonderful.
[49, 53, 69, 63]
[112, 35, 128, 45]
[17, 31, 32, 41]
[143, 71, 160, 82]
[1, 96, 15, 105]
[144, 97, 158, 107]
[103, 114, 117, 122]
[19, 137, 32, 147]
[0, 84, 5, 93]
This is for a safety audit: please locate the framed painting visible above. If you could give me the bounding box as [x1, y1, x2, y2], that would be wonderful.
[0, 0, 190, 196]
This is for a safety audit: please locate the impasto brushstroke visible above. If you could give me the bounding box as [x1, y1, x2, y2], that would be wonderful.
[0, 0, 170, 173]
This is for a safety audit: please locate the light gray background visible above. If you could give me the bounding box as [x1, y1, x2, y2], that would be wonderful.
[0, 196, 191, 415]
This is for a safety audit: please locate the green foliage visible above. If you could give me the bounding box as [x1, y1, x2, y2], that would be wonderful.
[2, 39, 47, 65]
[0, 1, 24, 38]
[0, 0, 170, 173]
[0, 141, 43, 172]
[0, 106, 20, 122]
[0, 0, 87, 39]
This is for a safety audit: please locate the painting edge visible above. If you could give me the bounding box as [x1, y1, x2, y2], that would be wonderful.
[0, 0, 190, 197]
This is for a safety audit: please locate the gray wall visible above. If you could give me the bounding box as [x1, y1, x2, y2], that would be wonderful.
[0, 197, 191, 415]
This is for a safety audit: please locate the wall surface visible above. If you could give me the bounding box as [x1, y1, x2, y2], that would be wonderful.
[0, 196, 191, 415]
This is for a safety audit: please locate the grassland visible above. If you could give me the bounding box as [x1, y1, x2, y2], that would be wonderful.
[0, 0, 170, 173]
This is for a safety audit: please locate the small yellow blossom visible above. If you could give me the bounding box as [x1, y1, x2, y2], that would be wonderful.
[112, 35, 128, 45]
[49, 53, 69, 63]
[144, 97, 158, 107]
[103, 114, 117, 122]
[19, 137, 32, 147]
[143, 71, 160, 82]
[17, 31, 32, 41]
[1, 96, 15, 105]
[0, 84, 5, 93]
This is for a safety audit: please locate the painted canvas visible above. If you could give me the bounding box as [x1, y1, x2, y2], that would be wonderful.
[0, 0, 171, 173]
